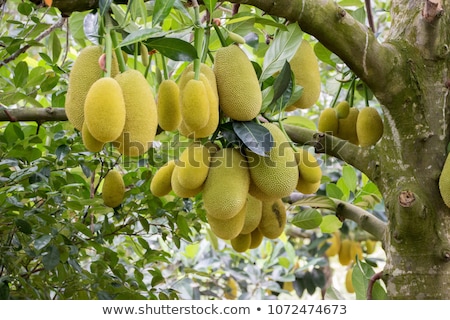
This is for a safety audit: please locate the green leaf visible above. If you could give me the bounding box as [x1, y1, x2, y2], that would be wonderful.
[14, 61, 29, 88]
[18, 2, 33, 16]
[42, 245, 60, 270]
[319, 215, 343, 233]
[260, 23, 303, 82]
[293, 195, 336, 210]
[291, 208, 323, 229]
[326, 183, 344, 200]
[342, 165, 357, 192]
[282, 115, 317, 131]
[147, 37, 197, 61]
[130, 0, 147, 21]
[27, 66, 46, 87]
[56, 144, 71, 162]
[203, 0, 217, 17]
[153, 0, 175, 26]
[269, 61, 292, 106]
[314, 42, 337, 67]
[353, 259, 387, 300]
[15, 218, 32, 234]
[120, 28, 166, 47]
[34, 235, 52, 250]
[49, 31, 62, 63]
[99, 0, 113, 17]
[232, 121, 273, 157]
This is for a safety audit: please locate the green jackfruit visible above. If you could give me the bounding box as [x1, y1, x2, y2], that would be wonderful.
[180, 78, 210, 131]
[65, 46, 119, 131]
[102, 169, 125, 208]
[150, 160, 176, 197]
[207, 203, 246, 240]
[288, 40, 321, 109]
[81, 121, 104, 153]
[335, 101, 350, 119]
[114, 69, 158, 157]
[203, 148, 250, 220]
[295, 149, 322, 183]
[337, 107, 359, 144]
[318, 108, 339, 135]
[249, 227, 264, 249]
[157, 79, 181, 131]
[356, 106, 384, 147]
[338, 239, 352, 266]
[439, 153, 450, 208]
[84, 77, 126, 143]
[296, 175, 321, 194]
[258, 199, 287, 239]
[246, 123, 298, 199]
[241, 195, 262, 234]
[231, 233, 251, 252]
[214, 45, 261, 121]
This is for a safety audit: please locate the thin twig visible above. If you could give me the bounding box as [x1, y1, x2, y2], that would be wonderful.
[365, 0, 376, 33]
[367, 271, 383, 300]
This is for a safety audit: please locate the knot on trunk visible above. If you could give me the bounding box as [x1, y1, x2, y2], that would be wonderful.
[399, 190, 415, 207]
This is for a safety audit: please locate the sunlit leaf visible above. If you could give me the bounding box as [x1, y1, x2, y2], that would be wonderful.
[319, 215, 343, 233]
[147, 37, 197, 61]
[153, 0, 175, 26]
[291, 208, 323, 229]
[293, 195, 336, 210]
[232, 121, 273, 157]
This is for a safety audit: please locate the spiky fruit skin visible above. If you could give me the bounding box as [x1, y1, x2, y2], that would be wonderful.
[231, 233, 252, 252]
[356, 106, 384, 147]
[338, 239, 352, 266]
[114, 69, 158, 157]
[318, 108, 339, 135]
[157, 79, 181, 131]
[335, 101, 350, 119]
[180, 79, 210, 131]
[102, 170, 125, 208]
[171, 169, 203, 198]
[179, 63, 219, 100]
[288, 40, 321, 109]
[295, 149, 322, 183]
[207, 203, 246, 240]
[439, 153, 450, 208]
[249, 227, 264, 249]
[214, 45, 261, 121]
[296, 175, 321, 194]
[81, 121, 104, 152]
[150, 160, 176, 197]
[203, 148, 250, 220]
[173, 142, 211, 190]
[337, 107, 359, 144]
[246, 123, 299, 199]
[241, 195, 262, 234]
[248, 178, 277, 201]
[258, 199, 287, 239]
[65, 46, 119, 131]
[345, 268, 355, 293]
[84, 77, 126, 143]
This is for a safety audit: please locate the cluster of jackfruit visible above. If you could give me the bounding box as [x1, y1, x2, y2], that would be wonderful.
[65, 45, 158, 157]
[318, 102, 384, 147]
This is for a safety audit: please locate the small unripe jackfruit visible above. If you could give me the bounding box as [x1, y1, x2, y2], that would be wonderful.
[249, 227, 264, 249]
[203, 148, 250, 220]
[150, 160, 176, 197]
[81, 121, 104, 152]
[171, 169, 203, 198]
[214, 45, 261, 121]
[356, 106, 384, 147]
[157, 79, 181, 131]
[173, 142, 211, 190]
[207, 203, 246, 240]
[114, 69, 158, 157]
[102, 169, 125, 208]
[231, 233, 251, 252]
[180, 79, 210, 131]
[345, 268, 355, 293]
[439, 153, 450, 208]
[296, 175, 321, 194]
[288, 40, 321, 109]
[179, 63, 219, 100]
[324, 232, 341, 257]
[318, 108, 339, 135]
[337, 107, 359, 144]
[335, 101, 350, 119]
[241, 195, 263, 234]
[338, 239, 352, 266]
[84, 77, 126, 143]
[350, 240, 363, 261]
[258, 199, 287, 239]
[295, 149, 322, 183]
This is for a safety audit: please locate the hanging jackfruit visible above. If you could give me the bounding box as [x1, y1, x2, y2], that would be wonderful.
[249, 227, 264, 249]
[318, 108, 339, 135]
[338, 239, 352, 266]
[157, 79, 181, 132]
[81, 121, 104, 153]
[231, 233, 252, 252]
[258, 199, 287, 239]
[180, 78, 210, 131]
[171, 168, 203, 198]
[356, 106, 384, 147]
[335, 101, 350, 119]
[295, 148, 322, 184]
[114, 69, 158, 157]
[240, 195, 263, 234]
[296, 175, 321, 194]
[214, 45, 261, 121]
[207, 202, 246, 240]
[345, 267, 355, 293]
[102, 169, 125, 208]
[323, 232, 341, 257]
[150, 160, 176, 197]
[337, 107, 359, 144]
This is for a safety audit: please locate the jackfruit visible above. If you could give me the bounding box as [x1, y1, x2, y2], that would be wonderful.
[179, 71, 219, 112]
[203, 148, 250, 220]
[214, 45, 261, 121]
[65, 46, 119, 131]
[318, 108, 339, 135]
[288, 39, 321, 109]
[295, 149, 322, 183]
[114, 69, 158, 157]
[207, 202, 246, 240]
[246, 123, 298, 199]
[323, 232, 341, 257]
[140, 43, 149, 66]
[81, 121, 104, 153]
[337, 107, 359, 144]
[241, 195, 263, 234]
[179, 63, 218, 99]
[102, 169, 125, 208]
[150, 160, 176, 197]
[171, 168, 203, 198]
[338, 239, 352, 266]
[84, 77, 126, 143]
[439, 153, 450, 208]
[157, 79, 181, 131]
[173, 142, 212, 190]
[224, 277, 238, 300]
[296, 175, 321, 194]
[258, 199, 287, 239]
[350, 240, 363, 261]
[180, 78, 210, 131]
[356, 106, 384, 147]
[231, 233, 251, 252]
[335, 101, 350, 119]
[345, 268, 355, 293]
[365, 239, 377, 254]
[248, 178, 277, 201]
[249, 227, 264, 249]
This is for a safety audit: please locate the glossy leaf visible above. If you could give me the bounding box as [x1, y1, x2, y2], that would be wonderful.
[291, 208, 323, 229]
[319, 215, 343, 233]
[232, 121, 273, 157]
[120, 28, 166, 47]
[153, 0, 175, 26]
[14, 61, 28, 88]
[147, 37, 197, 61]
[293, 195, 336, 210]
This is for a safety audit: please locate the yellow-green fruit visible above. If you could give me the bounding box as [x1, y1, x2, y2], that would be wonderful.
[318, 108, 339, 135]
[224, 277, 238, 300]
[335, 101, 350, 119]
[324, 232, 341, 257]
[81, 121, 104, 152]
[439, 153, 450, 208]
[356, 106, 384, 147]
[179, 71, 219, 111]
[258, 199, 287, 239]
[84, 77, 126, 143]
[231, 233, 252, 252]
[345, 268, 355, 293]
[65, 46, 119, 131]
[114, 69, 158, 156]
[157, 79, 181, 131]
[248, 178, 276, 201]
[203, 148, 250, 220]
[295, 149, 322, 183]
[241, 195, 263, 234]
[227, 31, 246, 44]
[288, 40, 321, 109]
[140, 43, 149, 66]
[150, 160, 176, 197]
[102, 169, 125, 208]
[173, 142, 212, 190]
[180, 79, 210, 131]
[246, 123, 299, 199]
[337, 107, 359, 144]
[249, 227, 264, 249]
[207, 203, 246, 240]
[338, 239, 352, 266]
[214, 45, 261, 121]
[296, 175, 321, 194]
[179, 63, 219, 99]
[171, 169, 203, 198]
[350, 241, 364, 262]
[365, 239, 377, 254]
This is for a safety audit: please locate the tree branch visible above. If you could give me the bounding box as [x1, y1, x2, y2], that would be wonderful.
[0, 107, 68, 122]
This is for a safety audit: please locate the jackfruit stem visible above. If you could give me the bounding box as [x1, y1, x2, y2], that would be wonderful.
[330, 73, 346, 108]
[277, 119, 297, 152]
[193, 4, 203, 81]
[105, 32, 113, 78]
[110, 29, 127, 73]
